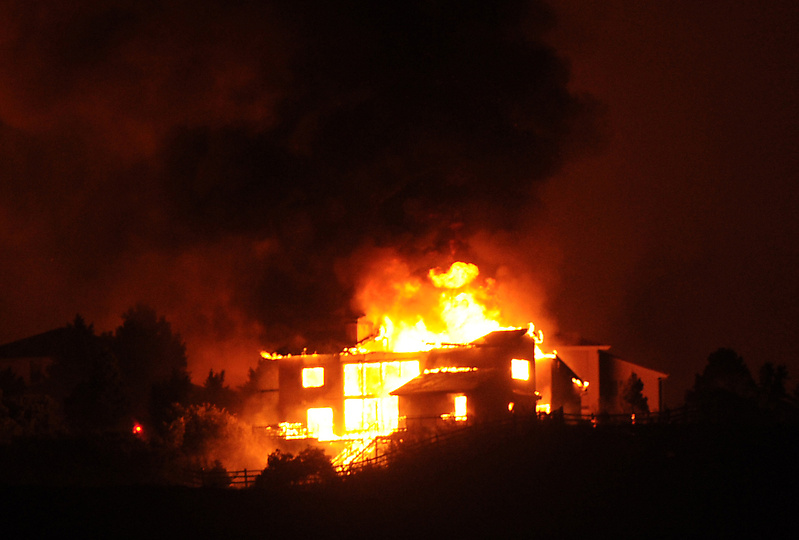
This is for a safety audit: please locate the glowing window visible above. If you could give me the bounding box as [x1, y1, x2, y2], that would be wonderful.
[302, 367, 325, 388]
[454, 395, 467, 420]
[363, 363, 381, 395]
[344, 398, 364, 432]
[307, 407, 334, 440]
[342, 360, 419, 435]
[401, 360, 421, 379]
[381, 396, 399, 432]
[382, 360, 421, 392]
[536, 403, 551, 414]
[343, 364, 361, 396]
[344, 398, 380, 433]
[511, 359, 530, 381]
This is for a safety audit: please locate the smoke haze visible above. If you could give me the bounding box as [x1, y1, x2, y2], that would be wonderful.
[4, 1, 796, 407]
[0, 1, 594, 382]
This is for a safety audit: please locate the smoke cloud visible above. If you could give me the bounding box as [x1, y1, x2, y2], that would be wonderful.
[0, 1, 596, 382]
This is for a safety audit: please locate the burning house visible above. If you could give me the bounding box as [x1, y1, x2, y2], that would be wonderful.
[265, 261, 667, 450]
[272, 326, 665, 443]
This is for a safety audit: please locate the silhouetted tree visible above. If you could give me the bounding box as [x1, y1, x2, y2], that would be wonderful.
[45, 315, 101, 400]
[163, 402, 254, 468]
[63, 347, 129, 434]
[0, 393, 64, 441]
[686, 348, 757, 422]
[113, 304, 189, 422]
[201, 460, 232, 488]
[199, 369, 238, 412]
[622, 372, 649, 415]
[758, 363, 788, 403]
[295, 446, 336, 484]
[38, 315, 131, 433]
[148, 370, 194, 440]
[238, 358, 279, 397]
[237, 357, 280, 425]
[757, 362, 792, 421]
[254, 446, 335, 489]
[0, 367, 26, 399]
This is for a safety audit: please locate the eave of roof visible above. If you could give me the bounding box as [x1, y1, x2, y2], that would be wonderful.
[390, 369, 499, 395]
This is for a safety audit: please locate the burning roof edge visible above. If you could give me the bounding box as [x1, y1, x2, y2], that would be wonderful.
[469, 328, 529, 347]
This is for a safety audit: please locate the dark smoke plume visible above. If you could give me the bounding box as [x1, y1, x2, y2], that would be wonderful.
[0, 1, 596, 380]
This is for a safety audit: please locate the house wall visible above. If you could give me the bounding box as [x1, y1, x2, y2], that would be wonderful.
[555, 346, 606, 415]
[550, 360, 583, 416]
[556, 346, 666, 416]
[473, 376, 513, 423]
[398, 392, 453, 434]
[534, 356, 553, 411]
[278, 351, 424, 436]
[534, 356, 583, 416]
[275, 334, 665, 436]
[599, 351, 666, 414]
[278, 353, 344, 431]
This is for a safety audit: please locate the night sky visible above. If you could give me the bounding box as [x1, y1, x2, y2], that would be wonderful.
[1, 1, 797, 406]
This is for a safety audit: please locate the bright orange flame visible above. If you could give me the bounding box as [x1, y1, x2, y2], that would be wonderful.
[429, 261, 479, 289]
[270, 258, 557, 469]
[132, 423, 143, 436]
[358, 261, 519, 352]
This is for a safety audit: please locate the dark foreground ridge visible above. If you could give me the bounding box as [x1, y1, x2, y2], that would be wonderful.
[2, 420, 797, 538]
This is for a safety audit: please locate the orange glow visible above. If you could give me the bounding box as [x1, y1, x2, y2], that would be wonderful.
[536, 403, 551, 414]
[454, 395, 467, 420]
[357, 261, 525, 353]
[132, 422, 143, 436]
[341, 360, 419, 434]
[279, 421, 308, 439]
[428, 261, 479, 289]
[572, 377, 589, 391]
[511, 359, 530, 380]
[262, 259, 561, 469]
[424, 366, 476, 375]
[302, 367, 325, 388]
[307, 407, 335, 440]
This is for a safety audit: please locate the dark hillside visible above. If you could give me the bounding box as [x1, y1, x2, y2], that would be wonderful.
[2, 421, 796, 537]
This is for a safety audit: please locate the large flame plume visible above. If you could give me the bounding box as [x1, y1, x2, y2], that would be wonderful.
[356, 260, 520, 352]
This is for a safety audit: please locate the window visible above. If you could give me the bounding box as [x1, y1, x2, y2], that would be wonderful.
[536, 403, 551, 414]
[511, 359, 530, 381]
[454, 395, 467, 421]
[307, 407, 334, 440]
[363, 363, 381, 395]
[302, 367, 325, 388]
[343, 360, 420, 396]
[341, 360, 420, 434]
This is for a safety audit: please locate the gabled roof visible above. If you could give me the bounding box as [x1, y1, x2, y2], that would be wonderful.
[603, 351, 670, 378]
[0, 328, 70, 360]
[390, 368, 499, 396]
[553, 355, 583, 382]
[470, 328, 527, 346]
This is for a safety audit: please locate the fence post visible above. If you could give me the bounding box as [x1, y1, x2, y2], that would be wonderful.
[244, 468, 248, 488]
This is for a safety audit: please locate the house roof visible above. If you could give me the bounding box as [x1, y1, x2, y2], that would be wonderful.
[470, 328, 528, 346]
[390, 369, 499, 396]
[554, 355, 583, 382]
[0, 328, 70, 360]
